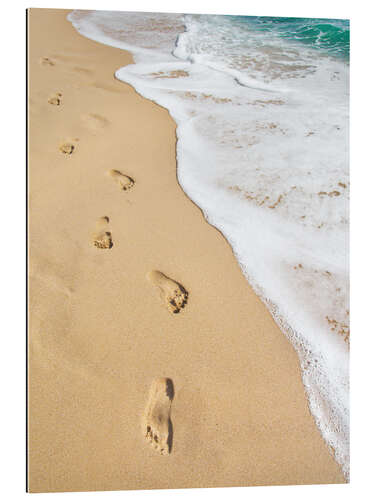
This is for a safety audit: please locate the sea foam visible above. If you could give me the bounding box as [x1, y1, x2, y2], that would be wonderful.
[68, 10, 349, 478]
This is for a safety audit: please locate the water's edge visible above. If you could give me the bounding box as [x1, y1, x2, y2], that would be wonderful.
[67, 10, 349, 479]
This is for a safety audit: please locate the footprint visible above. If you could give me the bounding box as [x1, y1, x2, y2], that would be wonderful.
[81, 113, 109, 131]
[72, 66, 93, 76]
[109, 169, 135, 191]
[144, 378, 174, 455]
[48, 93, 62, 106]
[93, 216, 113, 249]
[59, 142, 75, 155]
[147, 271, 188, 314]
[40, 56, 55, 66]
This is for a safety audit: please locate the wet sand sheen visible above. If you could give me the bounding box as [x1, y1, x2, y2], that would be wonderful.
[28, 8, 346, 492]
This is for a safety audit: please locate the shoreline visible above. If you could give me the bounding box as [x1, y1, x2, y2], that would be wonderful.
[28, 8, 346, 492]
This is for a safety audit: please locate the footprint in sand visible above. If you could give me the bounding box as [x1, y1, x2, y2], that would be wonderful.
[48, 93, 62, 106]
[40, 56, 55, 66]
[147, 270, 188, 314]
[109, 169, 135, 191]
[59, 142, 75, 155]
[81, 113, 109, 132]
[144, 378, 174, 455]
[93, 216, 113, 249]
[72, 66, 93, 76]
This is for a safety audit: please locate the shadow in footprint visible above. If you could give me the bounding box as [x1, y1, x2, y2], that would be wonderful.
[165, 378, 174, 453]
[167, 417, 174, 454]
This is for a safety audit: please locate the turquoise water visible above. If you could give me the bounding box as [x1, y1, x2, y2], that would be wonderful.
[233, 16, 350, 60]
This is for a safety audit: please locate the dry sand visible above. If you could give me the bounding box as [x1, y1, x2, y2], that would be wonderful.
[27, 8, 346, 493]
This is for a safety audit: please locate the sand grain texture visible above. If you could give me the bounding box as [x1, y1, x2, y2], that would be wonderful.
[28, 8, 345, 492]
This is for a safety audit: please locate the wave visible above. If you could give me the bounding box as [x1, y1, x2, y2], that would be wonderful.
[68, 10, 350, 479]
[235, 16, 349, 60]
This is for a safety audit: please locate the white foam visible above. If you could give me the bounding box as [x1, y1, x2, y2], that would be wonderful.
[68, 10, 349, 478]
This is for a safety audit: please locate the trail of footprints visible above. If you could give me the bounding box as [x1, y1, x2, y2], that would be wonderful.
[44, 55, 189, 455]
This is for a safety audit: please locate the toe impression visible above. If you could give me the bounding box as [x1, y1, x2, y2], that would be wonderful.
[93, 216, 113, 249]
[147, 271, 188, 314]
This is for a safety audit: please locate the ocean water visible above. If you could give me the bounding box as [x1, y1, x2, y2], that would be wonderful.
[68, 11, 350, 478]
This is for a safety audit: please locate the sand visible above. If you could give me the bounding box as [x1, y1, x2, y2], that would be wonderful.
[27, 8, 346, 493]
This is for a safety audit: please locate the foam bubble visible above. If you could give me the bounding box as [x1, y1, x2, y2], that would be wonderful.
[68, 10, 349, 478]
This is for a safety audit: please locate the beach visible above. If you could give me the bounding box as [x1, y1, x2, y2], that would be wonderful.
[28, 8, 346, 492]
